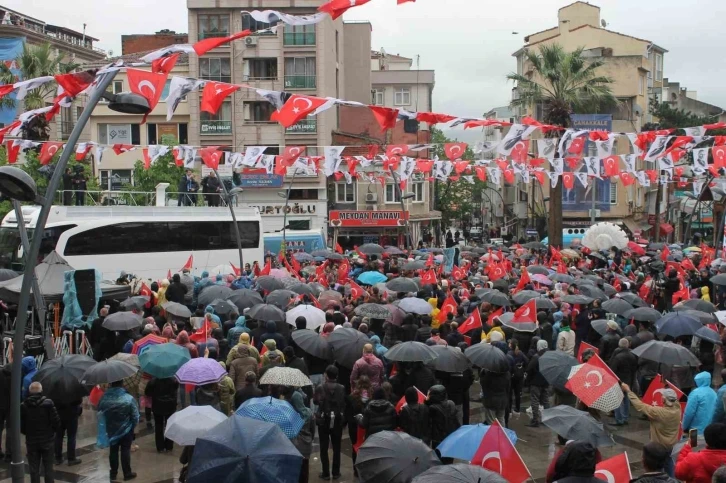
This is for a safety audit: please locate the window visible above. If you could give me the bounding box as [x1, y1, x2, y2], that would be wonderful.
[60, 107, 73, 140]
[288, 189, 319, 200]
[99, 169, 133, 191]
[283, 24, 315, 46]
[241, 13, 277, 33]
[148, 124, 183, 144]
[102, 80, 123, 102]
[639, 75, 645, 96]
[385, 184, 401, 203]
[394, 87, 411, 106]
[655, 53, 663, 81]
[244, 58, 277, 80]
[412, 182, 424, 202]
[198, 14, 229, 40]
[244, 101, 275, 123]
[287, 220, 311, 230]
[610, 182, 618, 204]
[200, 58, 231, 83]
[335, 183, 355, 203]
[98, 124, 137, 145]
[284, 57, 316, 89]
[200, 101, 232, 134]
[371, 89, 384, 106]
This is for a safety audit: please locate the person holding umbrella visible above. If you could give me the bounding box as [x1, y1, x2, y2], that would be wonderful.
[97, 380, 140, 481]
[144, 376, 179, 453]
[21, 382, 60, 483]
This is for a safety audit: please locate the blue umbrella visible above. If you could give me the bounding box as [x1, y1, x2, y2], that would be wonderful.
[437, 424, 518, 461]
[139, 343, 191, 379]
[656, 312, 702, 338]
[188, 415, 302, 483]
[236, 397, 303, 439]
[357, 271, 387, 285]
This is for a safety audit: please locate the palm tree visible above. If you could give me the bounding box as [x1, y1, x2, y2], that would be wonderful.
[0, 42, 79, 140]
[508, 43, 617, 248]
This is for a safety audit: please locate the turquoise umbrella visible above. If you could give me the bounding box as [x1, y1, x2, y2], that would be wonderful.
[139, 343, 191, 379]
[357, 271, 387, 285]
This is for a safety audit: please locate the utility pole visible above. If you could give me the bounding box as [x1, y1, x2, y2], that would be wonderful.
[653, 177, 662, 243]
[590, 180, 597, 224]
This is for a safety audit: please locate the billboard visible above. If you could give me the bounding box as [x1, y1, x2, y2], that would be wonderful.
[564, 114, 613, 213]
[0, 38, 24, 127]
[329, 210, 409, 227]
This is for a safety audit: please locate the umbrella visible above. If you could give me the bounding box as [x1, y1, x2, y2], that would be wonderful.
[266, 290, 298, 310]
[413, 465, 507, 483]
[436, 424, 517, 461]
[695, 326, 722, 345]
[131, 333, 167, 355]
[312, 249, 336, 258]
[383, 304, 406, 326]
[288, 284, 314, 297]
[356, 431, 441, 483]
[602, 284, 617, 296]
[385, 341, 438, 363]
[601, 298, 634, 316]
[109, 352, 140, 368]
[247, 304, 286, 322]
[512, 291, 540, 305]
[711, 274, 726, 286]
[81, 359, 138, 386]
[538, 351, 579, 390]
[162, 301, 192, 318]
[616, 292, 647, 307]
[307, 282, 325, 297]
[550, 273, 575, 284]
[32, 355, 95, 404]
[0, 269, 18, 282]
[319, 290, 343, 302]
[673, 308, 715, 325]
[532, 274, 553, 286]
[236, 397, 304, 438]
[259, 367, 312, 387]
[386, 278, 419, 293]
[481, 291, 511, 307]
[533, 298, 557, 310]
[164, 405, 228, 446]
[355, 303, 392, 319]
[678, 299, 717, 313]
[562, 294, 595, 305]
[187, 416, 302, 483]
[227, 289, 264, 312]
[255, 276, 286, 292]
[358, 271, 388, 285]
[526, 265, 550, 275]
[632, 340, 701, 366]
[429, 345, 470, 373]
[384, 246, 406, 256]
[268, 268, 290, 279]
[498, 312, 538, 333]
[491, 279, 509, 291]
[648, 242, 666, 250]
[291, 329, 332, 360]
[542, 405, 615, 447]
[402, 261, 426, 271]
[198, 285, 234, 306]
[176, 357, 227, 385]
[464, 344, 509, 373]
[286, 304, 326, 329]
[292, 252, 313, 262]
[102, 312, 143, 331]
[358, 243, 385, 255]
[398, 297, 433, 315]
[209, 298, 237, 315]
[120, 295, 149, 311]
[139, 343, 191, 379]
[625, 307, 662, 323]
[566, 363, 623, 412]
[560, 249, 581, 259]
[656, 312, 702, 338]
[578, 285, 608, 301]
[590, 319, 611, 336]
[328, 328, 370, 369]
[523, 241, 546, 250]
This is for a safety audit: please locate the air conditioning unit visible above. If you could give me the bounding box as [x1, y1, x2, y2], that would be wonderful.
[245, 36, 258, 47]
[365, 193, 377, 202]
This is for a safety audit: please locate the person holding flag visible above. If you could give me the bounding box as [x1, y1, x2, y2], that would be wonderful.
[608, 338, 637, 426]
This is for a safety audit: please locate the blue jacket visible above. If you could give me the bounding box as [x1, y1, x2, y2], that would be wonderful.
[682, 371, 717, 434]
[204, 305, 221, 325]
[21, 356, 37, 400]
[227, 316, 250, 347]
[712, 384, 726, 424]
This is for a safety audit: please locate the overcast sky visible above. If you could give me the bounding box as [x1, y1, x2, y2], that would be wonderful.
[13, 0, 726, 141]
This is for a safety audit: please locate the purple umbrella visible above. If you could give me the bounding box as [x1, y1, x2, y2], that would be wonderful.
[532, 274, 553, 286]
[175, 358, 227, 386]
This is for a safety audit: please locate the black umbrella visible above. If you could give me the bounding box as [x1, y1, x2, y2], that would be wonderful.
[616, 292, 647, 307]
[328, 328, 371, 369]
[533, 298, 557, 310]
[102, 312, 143, 331]
[656, 312, 701, 338]
[413, 465, 507, 483]
[402, 261, 426, 271]
[255, 276, 286, 292]
[33, 355, 96, 404]
[562, 294, 595, 305]
[266, 290, 298, 310]
[292, 252, 313, 262]
[523, 242, 546, 250]
[429, 345, 470, 373]
[385, 341, 438, 363]
[0, 268, 18, 282]
[542, 405, 615, 447]
[356, 431, 441, 483]
[538, 351, 578, 390]
[632, 340, 700, 366]
[602, 284, 617, 296]
[578, 285, 608, 301]
[512, 291, 540, 305]
[289, 284, 314, 297]
[307, 282, 325, 297]
[550, 273, 575, 283]
[587, 252, 607, 262]
[247, 304, 286, 322]
[673, 308, 715, 325]
[711, 273, 726, 286]
[498, 312, 538, 333]
[526, 265, 550, 275]
[625, 307, 662, 323]
[384, 246, 406, 256]
[162, 301, 192, 318]
[464, 344, 509, 373]
[386, 278, 419, 293]
[491, 279, 510, 292]
[355, 303, 392, 319]
[227, 289, 264, 312]
[601, 298, 634, 316]
[590, 319, 611, 336]
[695, 326, 722, 345]
[481, 291, 510, 307]
[678, 299, 717, 313]
[119, 295, 149, 311]
[198, 285, 234, 306]
[358, 243, 385, 255]
[311, 249, 335, 257]
[648, 242, 666, 250]
[209, 298, 237, 316]
[80, 360, 138, 386]
[291, 329, 332, 360]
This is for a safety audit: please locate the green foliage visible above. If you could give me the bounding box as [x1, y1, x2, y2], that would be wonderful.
[123, 141, 184, 205]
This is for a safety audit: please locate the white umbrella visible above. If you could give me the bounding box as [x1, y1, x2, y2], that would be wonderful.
[259, 367, 312, 387]
[164, 405, 227, 446]
[210, 264, 236, 276]
[286, 304, 326, 329]
[397, 297, 433, 315]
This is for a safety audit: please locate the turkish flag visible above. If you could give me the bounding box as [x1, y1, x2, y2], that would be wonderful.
[568, 137, 586, 155]
[5, 141, 20, 163]
[337, 259, 349, 282]
[319, 0, 371, 19]
[113, 144, 135, 155]
[595, 453, 632, 483]
[488, 263, 506, 281]
[487, 307, 504, 326]
[453, 160, 469, 175]
[55, 72, 94, 98]
[451, 264, 466, 281]
[458, 309, 482, 334]
[475, 166, 487, 182]
[425, 253, 434, 268]
[127, 68, 168, 113]
[444, 142, 467, 160]
[167, 269, 173, 280]
[588, 353, 619, 381]
[438, 294, 457, 323]
[39, 142, 63, 165]
[565, 361, 619, 408]
[317, 272, 329, 288]
[713, 146, 726, 168]
[350, 280, 365, 300]
[369, 106, 399, 131]
[513, 300, 537, 324]
[201, 81, 239, 115]
[282, 146, 306, 164]
[510, 140, 529, 163]
[270, 94, 328, 128]
[661, 246, 670, 262]
[421, 269, 437, 285]
[681, 257, 696, 272]
[0, 84, 14, 99]
[139, 282, 153, 309]
[619, 172, 635, 186]
[562, 173, 575, 190]
[612, 278, 622, 292]
[199, 146, 223, 170]
[513, 267, 531, 293]
[471, 419, 531, 483]
[151, 53, 180, 74]
[416, 112, 456, 124]
[335, 242, 344, 254]
[395, 386, 426, 413]
[141, 148, 151, 169]
[385, 144, 408, 160]
[193, 30, 251, 55]
[642, 374, 685, 406]
[229, 261, 241, 277]
[180, 255, 194, 272]
[417, 159, 434, 174]
[503, 169, 515, 184]
[259, 258, 272, 276]
[602, 155, 620, 177]
[577, 341, 600, 363]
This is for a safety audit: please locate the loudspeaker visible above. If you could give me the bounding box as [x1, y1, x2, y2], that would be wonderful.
[73, 269, 98, 317]
[24, 335, 44, 356]
[403, 119, 419, 134]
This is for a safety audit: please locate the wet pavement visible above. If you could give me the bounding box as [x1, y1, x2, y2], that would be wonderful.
[0, 384, 655, 483]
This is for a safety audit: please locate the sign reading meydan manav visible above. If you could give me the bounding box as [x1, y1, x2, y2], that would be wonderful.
[329, 210, 409, 227]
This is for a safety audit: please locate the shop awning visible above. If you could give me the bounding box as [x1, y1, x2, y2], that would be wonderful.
[659, 223, 674, 235]
[622, 217, 640, 234]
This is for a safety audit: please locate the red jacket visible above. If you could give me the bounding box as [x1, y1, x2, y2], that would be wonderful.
[675, 445, 726, 483]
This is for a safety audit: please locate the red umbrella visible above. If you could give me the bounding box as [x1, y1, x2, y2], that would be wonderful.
[626, 241, 646, 256]
[131, 334, 167, 355]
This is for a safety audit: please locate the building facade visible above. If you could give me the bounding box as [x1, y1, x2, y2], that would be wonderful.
[122, 30, 189, 55]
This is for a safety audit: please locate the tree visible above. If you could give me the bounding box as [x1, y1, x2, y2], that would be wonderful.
[644, 99, 721, 131]
[507, 43, 617, 248]
[0, 43, 79, 140]
[124, 137, 184, 205]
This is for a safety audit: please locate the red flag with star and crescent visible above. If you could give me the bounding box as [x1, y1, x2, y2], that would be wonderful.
[349, 280, 365, 300]
[319, 0, 371, 19]
[151, 53, 180, 74]
[193, 30, 251, 56]
[451, 264, 466, 281]
[487, 307, 504, 326]
[39, 142, 63, 165]
[270, 94, 329, 128]
[577, 341, 600, 363]
[458, 309, 482, 334]
[642, 374, 685, 406]
[127, 69, 168, 121]
[565, 361, 623, 412]
[471, 419, 531, 483]
[200, 81, 239, 115]
[595, 453, 632, 483]
[421, 269, 437, 285]
[395, 387, 426, 413]
[437, 294, 457, 323]
[513, 268, 531, 293]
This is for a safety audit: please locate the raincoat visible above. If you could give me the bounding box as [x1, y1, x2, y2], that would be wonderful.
[217, 362, 235, 416]
[682, 371, 717, 434]
[157, 279, 170, 305]
[97, 386, 139, 448]
[176, 331, 199, 358]
[21, 356, 37, 400]
[204, 305, 221, 325]
[351, 352, 385, 389]
[701, 287, 711, 302]
[370, 335, 388, 357]
[428, 298, 441, 328]
[227, 316, 250, 347]
[261, 340, 285, 367]
[226, 333, 260, 366]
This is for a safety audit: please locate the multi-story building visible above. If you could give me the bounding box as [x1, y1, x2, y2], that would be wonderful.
[122, 30, 189, 55]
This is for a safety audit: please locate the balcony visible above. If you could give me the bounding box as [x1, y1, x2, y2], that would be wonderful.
[200, 120, 232, 135]
[286, 119, 317, 134]
[283, 32, 315, 46]
[284, 75, 316, 89]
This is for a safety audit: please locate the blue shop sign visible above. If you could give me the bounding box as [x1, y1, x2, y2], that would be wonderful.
[239, 174, 284, 188]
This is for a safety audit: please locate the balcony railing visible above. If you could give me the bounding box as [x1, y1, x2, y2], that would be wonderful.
[283, 32, 315, 46]
[200, 120, 232, 135]
[284, 75, 316, 89]
[286, 119, 317, 134]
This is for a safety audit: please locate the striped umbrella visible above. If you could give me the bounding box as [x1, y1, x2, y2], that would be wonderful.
[131, 334, 167, 355]
[236, 396, 303, 439]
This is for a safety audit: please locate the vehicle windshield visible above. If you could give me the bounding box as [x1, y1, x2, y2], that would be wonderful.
[0, 224, 76, 271]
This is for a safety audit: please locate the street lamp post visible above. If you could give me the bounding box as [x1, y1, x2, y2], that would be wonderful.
[683, 176, 713, 246]
[388, 167, 415, 249]
[278, 169, 298, 256]
[214, 169, 244, 269]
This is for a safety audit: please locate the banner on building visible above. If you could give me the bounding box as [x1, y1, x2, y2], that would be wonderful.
[0, 38, 24, 126]
[329, 210, 409, 227]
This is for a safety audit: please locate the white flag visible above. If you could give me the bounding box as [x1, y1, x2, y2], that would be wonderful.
[486, 167, 502, 185]
[521, 169, 530, 184]
[323, 146, 344, 176]
[546, 171, 559, 189]
[537, 138, 557, 160]
[550, 158, 564, 176]
[94, 145, 105, 167]
[166, 77, 206, 121]
[575, 172, 589, 188]
[595, 136, 616, 159]
[244, 10, 327, 25]
[242, 146, 268, 167]
[14, 76, 54, 100]
[693, 148, 709, 174]
[626, 133, 643, 158]
[584, 157, 601, 179]
[498, 124, 537, 155]
[658, 156, 674, 171]
[683, 126, 706, 137]
[644, 136, 672, 161]
[621, 154, 637, 173]
[474, 140, 500, 155]
[140, 44, 195, 63]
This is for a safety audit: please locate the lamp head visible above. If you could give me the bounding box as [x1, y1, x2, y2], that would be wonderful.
[107, 92, 151, 115]
[277, 191, 287, 199]
[0, 166, 38, 202]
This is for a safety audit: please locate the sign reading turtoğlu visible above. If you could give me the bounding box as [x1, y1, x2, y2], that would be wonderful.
[329, 210, 409, 227]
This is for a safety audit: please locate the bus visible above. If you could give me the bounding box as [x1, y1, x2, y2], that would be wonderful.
[263, 229, 326, 255]
[541, 228, 588, 248]
[0, 206, 264, 280]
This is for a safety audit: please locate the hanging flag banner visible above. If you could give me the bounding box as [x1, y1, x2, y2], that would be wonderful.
[566, 114, 613, 213]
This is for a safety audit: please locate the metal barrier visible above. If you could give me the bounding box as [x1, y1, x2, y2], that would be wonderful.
[2, 337, 11, 365]
[75, 330, 92, 358]
[54, 190, 235, 207]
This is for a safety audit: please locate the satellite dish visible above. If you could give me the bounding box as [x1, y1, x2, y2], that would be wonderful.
[601, 19, 607, 28]
[633, 103, 643, 117]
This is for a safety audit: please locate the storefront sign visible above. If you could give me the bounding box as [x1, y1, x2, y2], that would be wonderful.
[201, 165, 233, 178]
[252, 204, 318, 216]
[329, 210, 409, 227]
[238, 174, 284, 188]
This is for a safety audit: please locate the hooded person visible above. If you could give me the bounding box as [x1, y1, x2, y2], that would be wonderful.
[259, 321, 286, 352]
[204, 305, 221, 325]
[175, 331, 199, 358]
[180, 268, 194, 306]
[217, 362, 236, 416]
[426, 385, 460, 454]
[227, 344, 259, 390]
[21, 382, 61, 483]
[161, 323, 176, 340]
[97, 381, 140, 481]
[21, 356, 37, 400]
[701, 286, 711, 303]
[156, 279, 170, 306]
[350, 344, 385, 390]
[682, 372, 718, 435]
[550, 441, 606, 483]
[321, 322, 335, 338]
[211, 328, 229, 361]
[676, 422, 726, 483]
[360, 387, 397, 438]
[227, 332, 260, 366]
[260, 339, 285, 368]
[226, 315, 250, 348]
[369, 335, 388, 358]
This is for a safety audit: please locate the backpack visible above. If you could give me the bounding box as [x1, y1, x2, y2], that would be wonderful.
[316, 384, 343, 427]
